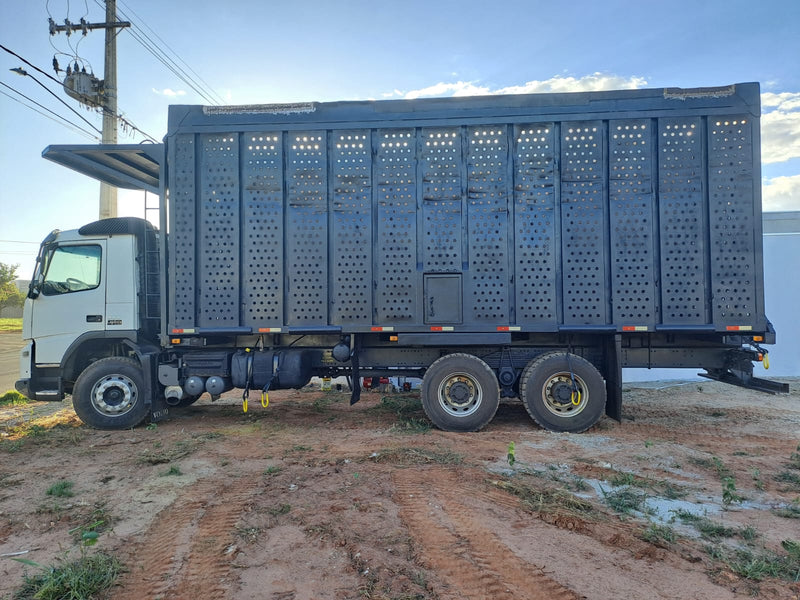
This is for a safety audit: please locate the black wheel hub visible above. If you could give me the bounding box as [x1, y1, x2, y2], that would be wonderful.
[103, 387, 125, 407]
[552, 381, 574, 406]
[448, 381, 472, 406]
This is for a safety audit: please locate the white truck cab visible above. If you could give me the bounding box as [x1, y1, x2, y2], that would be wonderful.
[16, 218, 158, 411]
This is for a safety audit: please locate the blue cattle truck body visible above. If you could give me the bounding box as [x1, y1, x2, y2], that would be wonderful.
[17, 82, 788, 432]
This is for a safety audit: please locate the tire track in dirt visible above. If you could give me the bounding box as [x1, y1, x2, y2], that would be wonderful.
[114, 479, 256, 600]
[393, 468, 578, 600]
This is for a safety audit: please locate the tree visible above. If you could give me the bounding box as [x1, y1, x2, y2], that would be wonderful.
[0, 262, 24, 310]
[0, 262, 18, 287]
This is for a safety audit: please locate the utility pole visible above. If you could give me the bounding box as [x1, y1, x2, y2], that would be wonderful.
[49, 0, 130, 220]
[99, 0, 119, 219]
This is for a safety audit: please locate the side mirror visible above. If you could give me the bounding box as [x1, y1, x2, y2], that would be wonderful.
[28, 275, 43, 299]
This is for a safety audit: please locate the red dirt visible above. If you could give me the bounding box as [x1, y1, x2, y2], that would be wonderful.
[1, 379, 799, 599]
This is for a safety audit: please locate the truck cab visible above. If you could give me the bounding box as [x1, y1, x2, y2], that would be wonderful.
[16, 218, 159, 408]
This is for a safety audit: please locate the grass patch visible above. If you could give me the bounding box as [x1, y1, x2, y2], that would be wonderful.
[0, 317, 22, 332]
[267, 503, 291, 516]
[490, 477, 595, 519]
[138, 439, 197, 465]
[369, 446, 463, 466]
[772, 502, 800, 519]
[671, 509, 739, 540]
[374, 394, 431, 433]
[13, 551, 121, 599]
[775, 470, 800, 491]
[0, 390, 30, 406]
[1, 410, 83, 446]
[160, 465, 183, 477]
[707, 543, 800, 582]
[641, 522, 676, 546]
[263, 465, 282, 476]
[601, 486, 649, 515]
[46, 480, 75, 498]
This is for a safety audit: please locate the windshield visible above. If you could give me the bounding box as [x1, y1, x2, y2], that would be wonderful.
[40, 244, 102, 296]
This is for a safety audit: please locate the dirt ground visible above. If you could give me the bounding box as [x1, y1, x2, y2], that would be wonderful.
[0, 379, 799, 600]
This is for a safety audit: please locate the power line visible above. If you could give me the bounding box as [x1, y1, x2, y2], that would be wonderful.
[116, 0, 224, 104]
[90, 0, 222, 105]
[9, 66, 103, 135]
[0, 82, 100, 140]
[1, 44, 157, 143]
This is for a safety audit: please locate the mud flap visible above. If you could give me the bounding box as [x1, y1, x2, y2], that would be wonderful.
[604, 334, 623, 422]
[350, 336, 361, 406]
[140, 351, 169, 423]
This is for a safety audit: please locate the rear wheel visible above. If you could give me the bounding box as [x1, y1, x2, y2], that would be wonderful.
[421, 353, 500, 432]
[72, 357, 149, 429]
[520, 352, 606, 433]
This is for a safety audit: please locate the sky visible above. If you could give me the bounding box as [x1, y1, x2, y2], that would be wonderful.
[1, 0, 799, 278]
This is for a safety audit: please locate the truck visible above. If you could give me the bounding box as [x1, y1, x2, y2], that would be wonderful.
[16, 81, 788, 433]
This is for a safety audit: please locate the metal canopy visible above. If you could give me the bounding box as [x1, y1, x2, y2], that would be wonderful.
[42, 144, 163, 194]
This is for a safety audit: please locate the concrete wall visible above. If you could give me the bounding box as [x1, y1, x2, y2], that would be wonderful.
[624, 211, 800, 382]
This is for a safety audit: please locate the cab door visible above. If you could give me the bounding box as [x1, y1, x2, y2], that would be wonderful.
[30, 241, 107, 365]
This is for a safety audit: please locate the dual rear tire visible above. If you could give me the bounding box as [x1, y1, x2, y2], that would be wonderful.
[421, 351, 606, 433]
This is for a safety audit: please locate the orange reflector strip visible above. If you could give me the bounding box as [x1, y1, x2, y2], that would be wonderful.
[753, 335, 764, 342]
[171, 328, 196, 334]
[171, 338, 181, 345]
[430, 326, 454, 331]
[371, 326, 394, 332]
[497, 326, 521, 332]
[622, 326, 648, 332]
[389, 335, 398, 342]
[258, 327, 282, 333]
[726, 326, 753, 331]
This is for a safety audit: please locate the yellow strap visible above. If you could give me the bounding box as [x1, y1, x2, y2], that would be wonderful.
[571, 390, 582, 406]
[261, 391, 269, 408]
[763, 353, 770, 370]
[243, 397, 248, 413]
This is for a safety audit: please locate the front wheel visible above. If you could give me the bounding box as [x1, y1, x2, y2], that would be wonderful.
[421, 353, 500, 432]
[519, 352, 606, 433]
[72, 357, 149, 429]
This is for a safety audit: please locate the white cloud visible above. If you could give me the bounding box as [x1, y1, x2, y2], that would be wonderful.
[761, 92, 800, 164]
[394, 73, 648, 100]
[762, 175, 800, 212]
[152, 88, 187, 97]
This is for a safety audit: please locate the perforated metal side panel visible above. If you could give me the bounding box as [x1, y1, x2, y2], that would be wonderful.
[198, 134, 240, 327]
[242, 133, 284, 327]
[375, 129, 417, 324]
[658, 117, 708, 324]
[561, 121, 608, 325]
[421, 128, 462, 272]
[609, 120, 656, 326]
[708, 116, 757, 326]
[513, 124, 557, 326]
[286, 132, 328, 324]
[467, 126, 510, 322]
[331, 131, 372, 325]
[170, 134, 196, 328]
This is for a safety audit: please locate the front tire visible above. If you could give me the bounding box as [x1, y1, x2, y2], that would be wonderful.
[519, 352, 606, 433]
[72, 357, 149, 429]
[421, 353, 500, 432]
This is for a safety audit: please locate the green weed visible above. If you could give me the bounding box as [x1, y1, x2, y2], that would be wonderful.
[45, 480, 74, 498]
[160, 465, 183, 477]
[601, 486, 649, 515]
[641, 522, 675, 546]
[0, 390, 30, 406]
[12, 552, 121, 599]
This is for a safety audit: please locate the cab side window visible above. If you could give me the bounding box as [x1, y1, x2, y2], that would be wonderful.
[41, 245, 102, 296]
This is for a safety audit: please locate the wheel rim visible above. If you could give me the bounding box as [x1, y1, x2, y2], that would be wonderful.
[437, 372, 482, 417]
[541, 372, 588, 418]
[90, 374, 138, 417]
